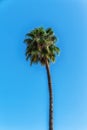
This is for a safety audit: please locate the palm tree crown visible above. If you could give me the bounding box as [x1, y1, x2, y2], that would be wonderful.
[24, 27, 60, 65]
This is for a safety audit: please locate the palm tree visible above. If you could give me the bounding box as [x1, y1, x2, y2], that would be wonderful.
[24, 27, 60, 130]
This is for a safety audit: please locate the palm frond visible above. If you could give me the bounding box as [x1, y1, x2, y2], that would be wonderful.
[24, 39, 33, 44]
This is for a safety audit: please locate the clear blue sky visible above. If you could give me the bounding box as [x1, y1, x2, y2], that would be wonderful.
[0, 0, 87, 130]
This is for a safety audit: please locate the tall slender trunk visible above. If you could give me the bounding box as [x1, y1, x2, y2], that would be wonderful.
[46, 61, 54, 130]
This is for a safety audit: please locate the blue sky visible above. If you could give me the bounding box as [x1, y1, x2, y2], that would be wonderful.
[0, 0, 87, 130]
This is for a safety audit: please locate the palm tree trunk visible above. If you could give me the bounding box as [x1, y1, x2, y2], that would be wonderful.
[46, 61, 54, 130]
